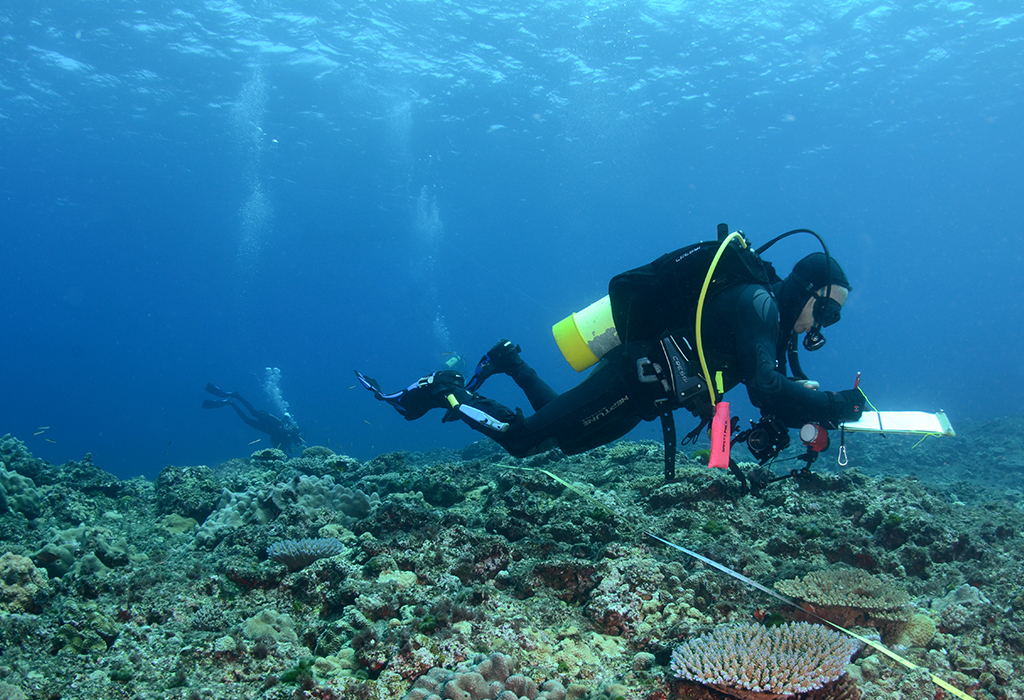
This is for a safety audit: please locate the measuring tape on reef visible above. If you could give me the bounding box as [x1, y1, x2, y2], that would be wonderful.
[642, 533, 972, 700]
[505, 463, 973, 700]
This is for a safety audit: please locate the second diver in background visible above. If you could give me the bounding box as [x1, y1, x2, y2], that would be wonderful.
[202, 383, 305, 454]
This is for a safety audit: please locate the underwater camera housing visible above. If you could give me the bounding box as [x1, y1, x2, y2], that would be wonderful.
[743, 414, 790, 464]
[736, 419, 835, 495]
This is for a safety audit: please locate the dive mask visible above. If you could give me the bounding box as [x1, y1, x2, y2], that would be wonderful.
[803, 291, 842, 351]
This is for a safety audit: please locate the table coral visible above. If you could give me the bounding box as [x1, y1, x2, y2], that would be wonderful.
[267, 537, 346, 571]
[773, 567, 911, 628]
[670, 622, 861, 700]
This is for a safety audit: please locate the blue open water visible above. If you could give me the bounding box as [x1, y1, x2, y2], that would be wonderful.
[2, 0, 1022, 480]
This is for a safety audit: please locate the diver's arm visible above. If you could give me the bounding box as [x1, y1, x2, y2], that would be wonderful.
[731, 286, 841, 428]
[268, 427, 288, 451]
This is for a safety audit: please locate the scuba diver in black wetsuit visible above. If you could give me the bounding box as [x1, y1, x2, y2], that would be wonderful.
[202, 384, 305, 454]
[357, 225, 866, 489]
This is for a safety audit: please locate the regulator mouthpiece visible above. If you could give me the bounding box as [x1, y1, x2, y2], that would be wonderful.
[803, 327, 826, 351]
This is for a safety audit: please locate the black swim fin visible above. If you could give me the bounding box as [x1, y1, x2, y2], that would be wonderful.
[355, 371, 393, 402]
[355, 369, 468, 421]
[205, 383, 243, 400]
[202, 399, 229, 409]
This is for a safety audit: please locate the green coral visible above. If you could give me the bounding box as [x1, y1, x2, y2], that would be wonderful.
[108, 668, 134, 683]
[56, 605, 120, 655]
[701, 519, 727, 537]
[279, 657, 315, 683]
[795, 525, 822, 539]
[583, 507, 614, 523]
[58, 624, 109, 654]
[417, 613, 437, 633]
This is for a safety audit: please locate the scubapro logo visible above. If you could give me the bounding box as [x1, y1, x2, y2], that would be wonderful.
[670, 353, 687, 378]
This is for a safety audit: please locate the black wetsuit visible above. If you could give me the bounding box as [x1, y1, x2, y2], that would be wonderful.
[205, 387, 304, 454]
[457, 282, 849, 459]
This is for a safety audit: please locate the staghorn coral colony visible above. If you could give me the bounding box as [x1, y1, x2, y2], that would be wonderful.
[0, 415, 1023, 700]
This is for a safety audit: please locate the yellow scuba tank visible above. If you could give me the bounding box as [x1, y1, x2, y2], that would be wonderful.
[551, 295, 621, 371]
[553, 227, 766, 375]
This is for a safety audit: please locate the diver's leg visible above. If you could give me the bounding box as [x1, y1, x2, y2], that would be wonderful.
[466, 340, 520, 392]
[227, 402, 264, 432]
[357, 361, 637, 458]
[467, 339, 558, 411]
[231, 393, 261, 417]
[508, 361, 559, 411]
[205, 383, 258, 412]
[520, 360, 641, 454]
[454, 361, 640, 457]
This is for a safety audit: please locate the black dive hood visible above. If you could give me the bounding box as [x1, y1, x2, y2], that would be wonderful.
[755, 231, 849, 376]
[773, 251, 847, 327]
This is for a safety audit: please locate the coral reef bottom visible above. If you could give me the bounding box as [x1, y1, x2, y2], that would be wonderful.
[0, 417, 1022, 700]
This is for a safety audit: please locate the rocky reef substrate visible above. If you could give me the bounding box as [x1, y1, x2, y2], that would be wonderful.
[0, 416, 1022, 700]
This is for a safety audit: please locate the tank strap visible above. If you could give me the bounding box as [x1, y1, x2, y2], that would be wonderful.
[660, 411, 677, 481]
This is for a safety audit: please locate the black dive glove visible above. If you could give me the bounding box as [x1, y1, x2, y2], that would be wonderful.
[825, 387, 866, 428]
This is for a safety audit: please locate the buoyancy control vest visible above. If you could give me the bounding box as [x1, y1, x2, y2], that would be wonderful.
[608, 236, 775, 344]
[553, 225, 778, 480]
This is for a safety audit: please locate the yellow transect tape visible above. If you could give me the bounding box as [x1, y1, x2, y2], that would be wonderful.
[505, 463, 972, 700]
[644, 532, 973, 700]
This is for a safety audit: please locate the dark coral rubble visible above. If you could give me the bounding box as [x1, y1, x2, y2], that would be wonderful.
[0, 416, 1022, 700]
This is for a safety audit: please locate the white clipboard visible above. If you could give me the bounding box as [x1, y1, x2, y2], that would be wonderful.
[841, 410, 955, 436]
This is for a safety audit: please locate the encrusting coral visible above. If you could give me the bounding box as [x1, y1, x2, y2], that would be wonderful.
[0, 552, 50, 614]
